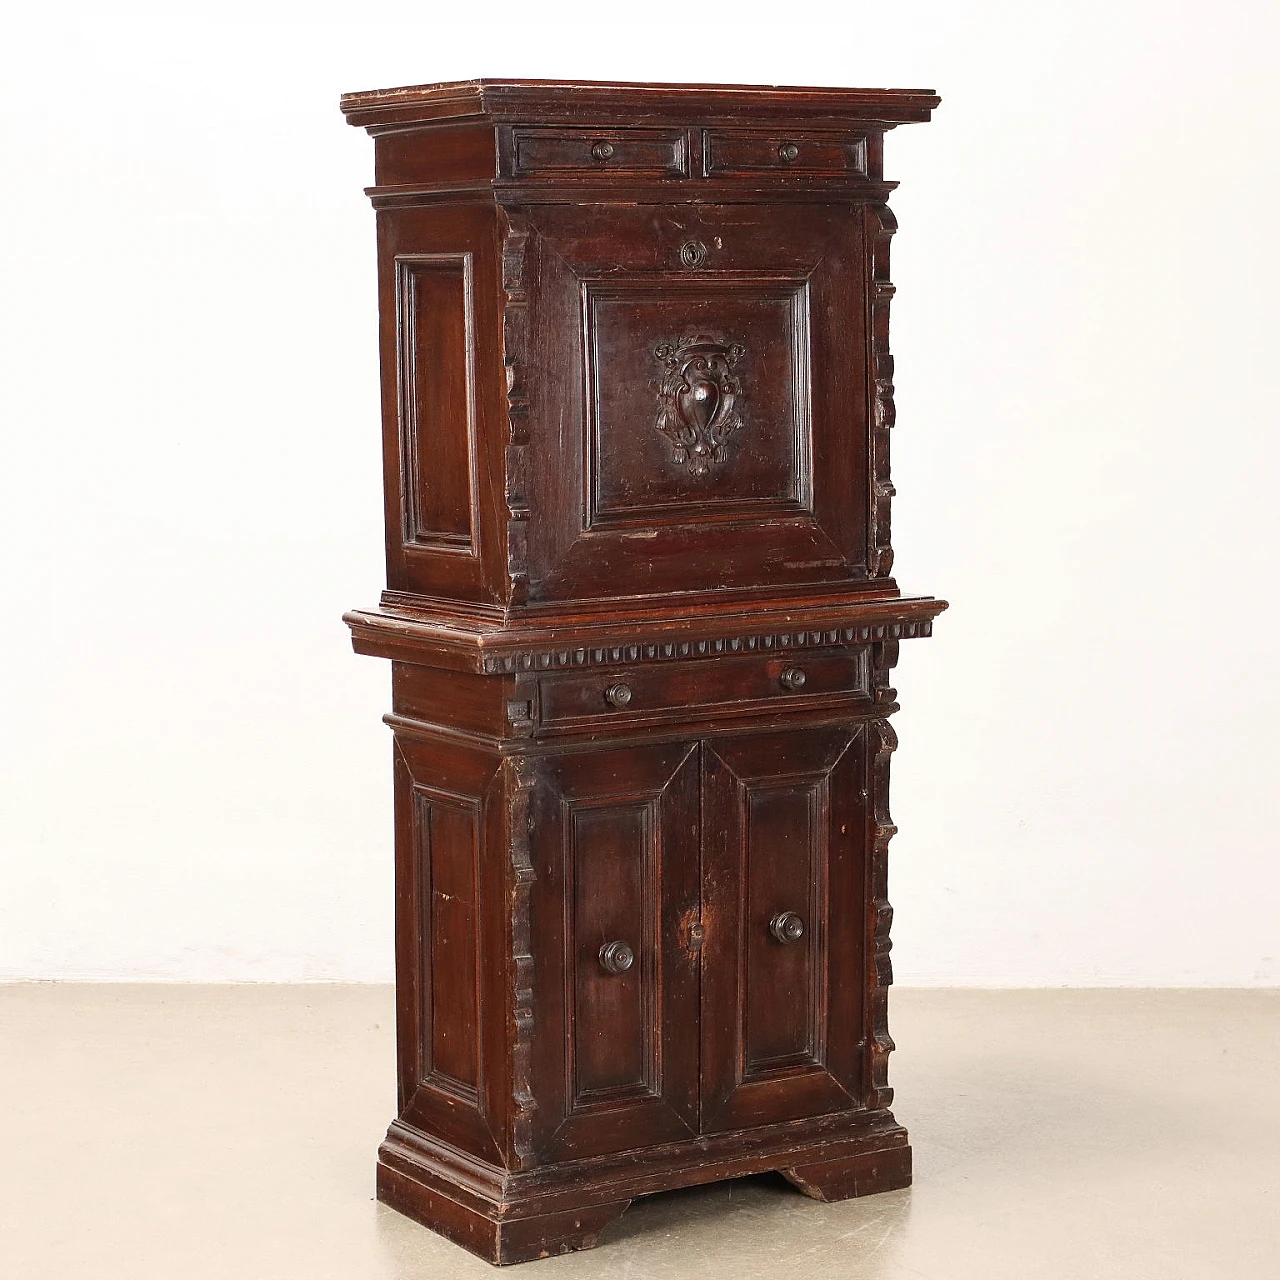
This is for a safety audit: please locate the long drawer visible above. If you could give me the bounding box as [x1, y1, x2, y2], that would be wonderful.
[535, 649, 870, 731]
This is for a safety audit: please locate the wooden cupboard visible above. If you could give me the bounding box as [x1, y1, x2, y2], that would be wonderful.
[341, 78, 945, 1264]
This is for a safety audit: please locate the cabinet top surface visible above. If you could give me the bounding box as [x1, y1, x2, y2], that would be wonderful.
[340, 78, 940, 128]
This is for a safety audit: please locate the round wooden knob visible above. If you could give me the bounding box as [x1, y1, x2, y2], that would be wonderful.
[770, 912, 805, 944]
[779, 667, 807, 691]
[604, 683, 633, 709]
[599, 940, 634, 974]
[591, 140, 615, 161]
[778, 141, 800, 163]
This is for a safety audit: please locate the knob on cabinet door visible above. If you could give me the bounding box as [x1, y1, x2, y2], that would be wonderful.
[769, 912, 805, 944]
[598, 940, 634, 974]
[779, 667, 807, 691]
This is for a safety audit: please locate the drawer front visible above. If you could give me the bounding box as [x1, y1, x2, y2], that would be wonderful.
[705, 131, 868, 176]
[512, 128, 689, 177]
[537, 650, 869, 729]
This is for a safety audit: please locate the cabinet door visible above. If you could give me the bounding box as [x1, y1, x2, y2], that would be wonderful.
[516, 201, 871, 602]
[527, 741, 701, 1161]
[701, 726, 868, 1132]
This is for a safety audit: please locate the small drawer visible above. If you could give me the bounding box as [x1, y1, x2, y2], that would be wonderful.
[537, 650, 869, 729]
[511, 128, 689, 177]
[705, 131, 868, 177]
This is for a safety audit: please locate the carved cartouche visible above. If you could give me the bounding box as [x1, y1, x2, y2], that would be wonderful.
[654, 336, 746, 476]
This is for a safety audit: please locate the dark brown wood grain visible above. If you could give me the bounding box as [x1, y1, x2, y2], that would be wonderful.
[341, 77, 944, 1266]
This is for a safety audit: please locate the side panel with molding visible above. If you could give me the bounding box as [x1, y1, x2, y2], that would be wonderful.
[392, 733, 506, 1162]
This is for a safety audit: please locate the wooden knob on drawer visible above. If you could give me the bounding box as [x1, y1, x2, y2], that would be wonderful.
[679, 240, 708, 268]
[778, 141, 800, 163]
[590, 140, 615, 161]
[779, 667, 807, 691]
[769, 912, 805, 945]
[604, 682, 633, 709]
[599, 940, 634, 974]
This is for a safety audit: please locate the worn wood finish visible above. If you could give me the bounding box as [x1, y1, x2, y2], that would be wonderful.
[341, 78, 944, 1265]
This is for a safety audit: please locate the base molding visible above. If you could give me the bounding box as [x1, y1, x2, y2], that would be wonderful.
[377, 1161, 630, 1265]
[377, 1115, 912, 1265]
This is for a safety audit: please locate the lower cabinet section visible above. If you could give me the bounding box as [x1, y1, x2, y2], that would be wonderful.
[388, 719, 893, 1182]
[384, 714, 905, 1262]
[523, 725, 873, 1158]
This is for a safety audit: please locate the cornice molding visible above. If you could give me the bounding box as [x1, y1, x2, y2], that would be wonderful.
[343, 594, 946, 674]
[477, 619, 933, 674]
[341, 79, 940, 132]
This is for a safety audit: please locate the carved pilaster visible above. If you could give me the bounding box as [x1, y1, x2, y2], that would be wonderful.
[505, 755, 538, 1168]
[865, 204, 898, 579]
[867, 716, 899, 1110]
[501, 211, 531, 606]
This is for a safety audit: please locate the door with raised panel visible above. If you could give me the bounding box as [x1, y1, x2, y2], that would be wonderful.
[700, 725, 869, 1132]
[517, 200, 872, 603]
[526, 740, 702, 1161]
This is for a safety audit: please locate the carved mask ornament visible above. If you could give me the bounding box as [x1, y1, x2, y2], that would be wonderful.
[654, 336, 746, 476]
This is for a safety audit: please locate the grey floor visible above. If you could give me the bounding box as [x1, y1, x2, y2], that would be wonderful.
[2, 986, 1277, 1278]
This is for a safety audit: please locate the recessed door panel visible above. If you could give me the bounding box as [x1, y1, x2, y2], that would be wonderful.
[585, 279, 812, 526]
[701, 726, 868, 1132]
[570, 802, 653, 1099]
[743, 784, 822, 1072]
[529, 741, 701, 1161]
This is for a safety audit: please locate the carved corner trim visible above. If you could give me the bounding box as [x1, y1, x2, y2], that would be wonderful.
[865, 205, 898, 579]
[505, 754, 538, 1168]
[504, 673, 539, 740]
[870, 637, 900, 707]
[501, 211, 531, 606]
[654, 335, 746, 476]
[479, 619, 931, 674]
[867, 716, 899, 1110]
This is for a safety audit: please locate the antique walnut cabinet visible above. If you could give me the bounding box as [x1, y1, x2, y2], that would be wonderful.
[340, 79, 945, 1265]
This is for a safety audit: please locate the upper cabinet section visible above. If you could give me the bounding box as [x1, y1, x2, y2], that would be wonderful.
[342, 79, 939, 201]
[344, 81, 937, 614]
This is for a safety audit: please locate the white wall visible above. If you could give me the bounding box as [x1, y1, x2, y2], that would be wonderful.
[2, 1, 1277, 984]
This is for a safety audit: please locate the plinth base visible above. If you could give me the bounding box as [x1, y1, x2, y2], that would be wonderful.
[376, 1115, 911, 1266]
